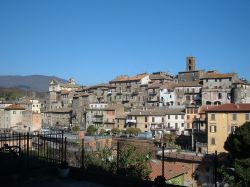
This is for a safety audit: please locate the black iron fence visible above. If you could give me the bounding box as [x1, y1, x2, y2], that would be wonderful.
[0, 131, 64, 176]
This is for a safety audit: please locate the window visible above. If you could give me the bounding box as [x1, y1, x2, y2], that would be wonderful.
[175, 123, 178, 129]
[168, 123, 170, 128]
[181, 123, 184, 127]
[211, 138, 216, 145]
[232, 113, 237, 121]
[187, 115, 190, 120]
[162, 117, 164, 123]
[13, 111, 16, 115]
[218, 93, 222, 99]
[175, 115, 178, 120]
[168, 115, 170, 119]
[246, 114, 250, 121]
[210, 125, 217, 133]
[231, 125, 238, 134]
[145, 117, 147, 122]
[145, 124, 148, 128]
[211, 114, 216, 121]
[152, 117, 155, 123]
[181, 115, 184, 119]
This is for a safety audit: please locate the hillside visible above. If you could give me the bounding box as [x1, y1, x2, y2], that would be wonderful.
[0, 75, 67, 92]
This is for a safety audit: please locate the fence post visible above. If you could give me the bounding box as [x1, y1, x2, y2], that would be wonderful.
[214, 150, 218, 187]
[81, 138, 84, 169]
[37, 132, 40, 159]
[64, 137, 67, 163]
[116, 141, 120, 174]
[27, 132, 30, 169]
[162, 145, 165, 178]
[61, 130, 64, 163]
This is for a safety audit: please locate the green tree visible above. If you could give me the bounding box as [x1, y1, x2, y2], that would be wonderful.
[163, 133, 176, 144]
[87, 125, 97, 136]
[99, 129, 106, 135]
[126, 127, 141, 136]
[118, 143, 151, 180]
[223, 122, 250, 187]
[111, 128, 120, 136]
[72, 125, 80, 132]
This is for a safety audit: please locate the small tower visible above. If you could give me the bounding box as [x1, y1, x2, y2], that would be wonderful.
[186, 57, 196, 72]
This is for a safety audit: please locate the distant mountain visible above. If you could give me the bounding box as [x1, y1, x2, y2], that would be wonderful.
[0, 75, 67, 92]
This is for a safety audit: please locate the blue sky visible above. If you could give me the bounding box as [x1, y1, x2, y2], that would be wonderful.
[0, 0, 250, 85]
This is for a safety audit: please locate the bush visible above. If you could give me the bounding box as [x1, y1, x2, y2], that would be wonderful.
[87, 125, 97, 136]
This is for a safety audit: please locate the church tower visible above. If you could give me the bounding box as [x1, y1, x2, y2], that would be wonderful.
[186, 56, 196, 72]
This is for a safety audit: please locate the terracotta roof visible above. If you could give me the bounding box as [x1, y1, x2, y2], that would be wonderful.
[110, 75, 129, 82]
[148, 159, 188, 181]
[61, 90, 70, 95]
[129, 73, 148, 81]
[5, 104, 25, 111]
[199, 106, 215, 114]
[201, 73, 235, 79]
[110, 73, 148, 83]
[174, 81, 201, 88]
[205, 103, 250, 112]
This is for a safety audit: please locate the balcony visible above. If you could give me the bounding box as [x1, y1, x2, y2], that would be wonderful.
[150, 124, 164, 131]
[94, 113, 103, 117]
[92, 118, 103, 123]
[148, 92, 157, 96]
[148, 96, 159, 102]
[104, 119, 115, 124]
[126, 119, 137, 124]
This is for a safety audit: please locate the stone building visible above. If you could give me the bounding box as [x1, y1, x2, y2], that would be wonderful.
[174, 81, 202, 106]
[85, 104, 124, 131]
[46, 78, 80, 110]
[149, 72, 174, 84]
[201, 72, 239, 105]
[109, 73, 150, 108]
[42, 108, 72, 128]
[126, 109, 167, 135]
[178, 57, 205, 82]
[232, 81, 250, 103]
[1, 104, 25, 129]
[147, 82, 161, 107]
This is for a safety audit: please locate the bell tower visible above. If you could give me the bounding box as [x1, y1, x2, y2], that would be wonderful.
[186, 56, 196, 72]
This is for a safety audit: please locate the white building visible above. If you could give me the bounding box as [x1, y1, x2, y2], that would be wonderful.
[165, 108, 186, 135]
[160, 84, 175, 107]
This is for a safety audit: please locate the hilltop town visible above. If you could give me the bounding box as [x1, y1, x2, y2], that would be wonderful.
[1, 57, 250, 186]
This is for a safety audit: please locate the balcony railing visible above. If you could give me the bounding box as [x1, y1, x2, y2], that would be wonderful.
[126, 119, 137, 124]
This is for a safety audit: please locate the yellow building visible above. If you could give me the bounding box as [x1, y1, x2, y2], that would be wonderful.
[206, 104, 250, 154]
